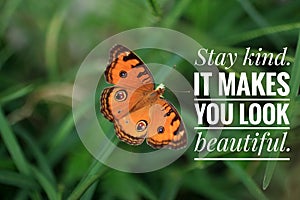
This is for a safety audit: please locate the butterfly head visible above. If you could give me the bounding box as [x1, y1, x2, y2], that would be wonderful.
[156, 83, 165, 97]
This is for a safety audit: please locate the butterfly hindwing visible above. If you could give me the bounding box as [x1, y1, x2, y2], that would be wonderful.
[101, 87, 132, 122]
[146, 98, 186, 149]
[113, 105, 151, 145]
[101, 86, 151, 145]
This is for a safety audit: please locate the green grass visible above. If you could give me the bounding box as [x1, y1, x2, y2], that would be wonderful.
[0, 107, 30, 176]
[1, 0, 300, 199]
[263, 31, 300, 190]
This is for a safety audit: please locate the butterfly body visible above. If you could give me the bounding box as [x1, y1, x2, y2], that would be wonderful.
[100, 45, 187, 149]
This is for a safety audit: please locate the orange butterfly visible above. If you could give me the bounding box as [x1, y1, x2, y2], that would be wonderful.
[100, 44, 186, 149]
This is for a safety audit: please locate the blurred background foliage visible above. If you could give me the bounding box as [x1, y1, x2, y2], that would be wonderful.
[1, 0, 300, 199]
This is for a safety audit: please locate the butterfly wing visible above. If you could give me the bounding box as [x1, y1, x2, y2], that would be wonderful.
[101, 44, 155, 145]
[101, 87, 186, 148]
[104, 44, 154, 90]
[101, 87, 131, 122]
[146, 98, 187, 149]
[100, 86, 151, 145]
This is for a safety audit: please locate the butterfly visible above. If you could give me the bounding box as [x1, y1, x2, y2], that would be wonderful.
[100, 44, 186, 149]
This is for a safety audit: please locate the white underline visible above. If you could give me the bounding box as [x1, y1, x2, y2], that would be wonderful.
[194, 98, 290, 101]
[194, 127, 290, 130]
[194, 158, 290, 161]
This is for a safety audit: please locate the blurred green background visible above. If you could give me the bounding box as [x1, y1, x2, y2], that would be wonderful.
[1, 0, 300, 199]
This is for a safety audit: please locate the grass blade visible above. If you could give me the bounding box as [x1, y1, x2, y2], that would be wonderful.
[0, 106, 30, 175]
[15, 125, 56, 185]
[0, 170, 38, 189]
[0, 84, 34, 105]
[263, 32, 300, 189]
[45, 6, 68, 81]
[147, 0, 162, 17]
[31, 166, 60, 200]
[67, 160, 106, 200]
[159, 172, 180, 200]
[225, 22, 300, 45]
[226, 162, 268, 200]
[0, 0, 22, 37]
[161, 0, 191, 28]
[288, 33, 300, 100]
[79, 180, 99, 200]
[238, 0, 285, 48]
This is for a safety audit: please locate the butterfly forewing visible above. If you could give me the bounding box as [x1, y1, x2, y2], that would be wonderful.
[105, 44, 155, 91]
